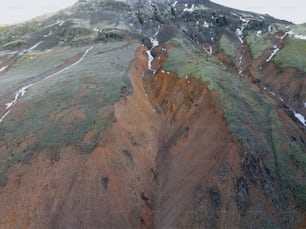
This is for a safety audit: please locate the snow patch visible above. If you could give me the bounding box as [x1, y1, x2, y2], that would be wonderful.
[239, 17, 247, 23]
[172, 1, 178, 7]
[0, 66, 8, 72]
[183, 4, 195, 12]
[266, 48, 280, 62]
[280, 31, 290, 40]
[304, 102, 306, 108]
[293, 111, 306, 126]
[43, 31, 53, 37]
[5, 84, 33, 110]
[146, 37, 159, 71]
[0, 110, 11, 123]
[238, 55, 243, 75]
[256, 31, 262, 37]
[28, 41, 43, 51]
[203, 21, 209, 28]
[269, 91, 276, 96]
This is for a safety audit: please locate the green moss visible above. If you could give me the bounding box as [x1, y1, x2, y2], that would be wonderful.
[219, 35, 237, 58]
[246, 31, 273, 59]
[273, 38, 306, 72]
[288, 143, 306, 173]
[164, 39, 280, 156]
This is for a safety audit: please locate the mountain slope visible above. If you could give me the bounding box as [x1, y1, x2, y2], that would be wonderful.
[0, 0, 305, 228]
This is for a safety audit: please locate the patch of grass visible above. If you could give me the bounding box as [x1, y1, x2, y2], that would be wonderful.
[273, 38, 306, 72]
[288, 143, 306, 173]
[164, 39, 279, 156]
[246, 31, 273, 59]
[219, 35, 237, 58]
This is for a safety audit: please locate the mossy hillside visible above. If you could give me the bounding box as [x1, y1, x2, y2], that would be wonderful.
[280, 142, 306, 208]
[246, 31, 273, 59]
[163, 37, 306, 208]
[290, 24, 306, 35]
[219, 35, 238, 58]
[0, 42, 137, 186]
[273, 38, 306, 72]
[164, 37, 280, 156]
[0, 46, 84, 98]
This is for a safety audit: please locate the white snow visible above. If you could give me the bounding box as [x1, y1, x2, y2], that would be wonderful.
[269, 91, 276, 96]
[279, 97, 284, 102]
[304, 102, 306, 108]
[281, 31, 306, 40]
[236, 28, 243, 36]
[183, 4, 195, 12]
[0, 110, 11, 123]
[239, 17, 247, 23]
[59, 21, 65, 26]
[238, 55, 243, 75]
[280, 31, 290, 40]
[0, 66, 8, 72]
[172, 1, 178, 7]
[203, 21, 209, 28]
[43, 31, 53, 37]
[257, 31, 262, 37]
[146, 37, 159, 71]
[293, 111, 306, 126]
[293, 34, 306, 40]
[231, 12, 238, 17]
[266, 48, 280, 62]
[268, 25, 274, 32]
[28, 41, 43, 51]
[146, 50, 154, 70]
[235, 19, 249, 44]
[259, 15, 265, 19]
[45, 46, 93, 81]
[5, 84, 33, 110]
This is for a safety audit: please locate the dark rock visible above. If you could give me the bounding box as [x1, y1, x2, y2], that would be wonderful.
[235, 176, 250, 213]
[300, 136, 305, 144]
[252, 79, 261, 84]
[290, 136, 297, 142]
[194, 185, 205, 204]
[140, 192, 152, 210]
[209, 186, 221, 210]
[101, 176, 109, 189]
[123, 149, 133, 161]
[241, 152, 260, 184]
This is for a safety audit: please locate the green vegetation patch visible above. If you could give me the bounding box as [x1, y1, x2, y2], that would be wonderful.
[219, 35, 237, 58]
[273, 38, 306, 72]
[288, 143, 306, 173]
[246, 31, 273, 59]
[164, 37, 280, 156]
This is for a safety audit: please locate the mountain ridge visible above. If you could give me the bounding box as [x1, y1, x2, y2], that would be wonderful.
[0, 0, 305, 228]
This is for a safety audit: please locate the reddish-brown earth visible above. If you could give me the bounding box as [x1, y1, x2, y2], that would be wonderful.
[0, 44, 304, 228]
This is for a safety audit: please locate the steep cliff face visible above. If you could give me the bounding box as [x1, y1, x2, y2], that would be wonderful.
[0, 0, 305, 228]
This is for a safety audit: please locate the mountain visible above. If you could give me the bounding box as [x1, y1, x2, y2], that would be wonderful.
[0, 0, 305, 228]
